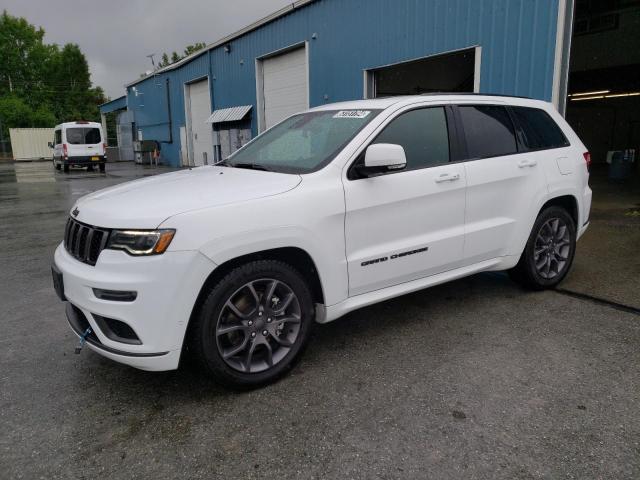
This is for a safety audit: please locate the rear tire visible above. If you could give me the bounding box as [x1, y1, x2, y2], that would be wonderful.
[187, 260, 314, 389]
[509, 206, 576, 290]
[63, 164, 69, 173]
[99, 163, 106, 173]
[87, 165, 94, 172]
[54, 161, 61, 171]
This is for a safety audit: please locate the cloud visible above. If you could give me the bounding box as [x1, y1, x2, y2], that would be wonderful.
[2, 0, 292, 98]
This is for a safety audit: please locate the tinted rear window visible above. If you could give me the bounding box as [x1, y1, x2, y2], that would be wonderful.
[66, 127, 101, 145]
[512, 107, 570, 150]
[458, 105, 517, 159]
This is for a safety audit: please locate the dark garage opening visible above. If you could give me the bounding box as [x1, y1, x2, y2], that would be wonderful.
[368, 48, 477, 98]
[566, 0, 640, 182]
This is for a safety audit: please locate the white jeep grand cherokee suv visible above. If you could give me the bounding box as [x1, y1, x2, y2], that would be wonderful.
[52, 95, 592, 388]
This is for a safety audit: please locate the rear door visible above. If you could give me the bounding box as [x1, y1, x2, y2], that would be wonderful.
[65, 126, 102, 158]
[457, 104, 548, 262]
[343, 105, 467, 296]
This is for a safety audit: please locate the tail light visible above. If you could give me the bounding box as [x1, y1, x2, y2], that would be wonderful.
[583, 152, 591, 171]
[103, 143, 108, 157]
[63, 143, 68, 159]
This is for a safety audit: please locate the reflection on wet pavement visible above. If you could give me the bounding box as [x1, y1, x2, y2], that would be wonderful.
[0, 161, 175, 185]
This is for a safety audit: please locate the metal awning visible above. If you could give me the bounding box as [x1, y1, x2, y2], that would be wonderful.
[206, 105, 252, 124]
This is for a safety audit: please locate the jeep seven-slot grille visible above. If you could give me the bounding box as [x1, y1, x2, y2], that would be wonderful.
[64, 217, 110, 266]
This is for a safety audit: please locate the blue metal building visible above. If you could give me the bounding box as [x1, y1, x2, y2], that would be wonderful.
[100, 0, 573, 168]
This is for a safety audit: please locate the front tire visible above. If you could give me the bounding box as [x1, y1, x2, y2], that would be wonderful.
[509, 206, 576, 290]
[187, 260, 314, 389]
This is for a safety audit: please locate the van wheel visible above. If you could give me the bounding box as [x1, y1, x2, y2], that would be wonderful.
[63, 164, 69, 173]
[87, 165, 94, 172]
[509, 206, 576, 290]
[99, 163, 106, 173]
[187, 260, 314, 389]
[54, 161, 61, 171]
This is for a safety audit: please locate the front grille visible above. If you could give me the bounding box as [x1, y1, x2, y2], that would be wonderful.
[64, 217, 110, 265]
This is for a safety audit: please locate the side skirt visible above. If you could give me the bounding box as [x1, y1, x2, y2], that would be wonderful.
[316, 258, 505, 324]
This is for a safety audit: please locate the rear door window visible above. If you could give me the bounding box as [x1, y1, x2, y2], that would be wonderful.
[66, 128, 101, 145]
[54, 130, 62, 144]
[458, 105, 517, 159]
[511, 107, 570, 150]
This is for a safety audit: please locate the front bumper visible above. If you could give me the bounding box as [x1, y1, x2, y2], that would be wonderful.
[54, 244, 216, 371]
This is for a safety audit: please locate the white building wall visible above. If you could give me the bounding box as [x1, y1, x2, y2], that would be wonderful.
[9, 128, 55, 161]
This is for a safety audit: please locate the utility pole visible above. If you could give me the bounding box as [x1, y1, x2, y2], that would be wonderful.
[146, 53, 157, 70]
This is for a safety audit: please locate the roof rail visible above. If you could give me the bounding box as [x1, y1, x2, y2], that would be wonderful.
[419, 92, 534, 100]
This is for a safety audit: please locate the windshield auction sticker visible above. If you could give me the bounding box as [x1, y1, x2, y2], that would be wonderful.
[333, 110, 371, 119]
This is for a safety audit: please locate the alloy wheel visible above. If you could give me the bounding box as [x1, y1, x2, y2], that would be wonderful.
[533, 217, 571, 279]
[215, 278, 302, 373]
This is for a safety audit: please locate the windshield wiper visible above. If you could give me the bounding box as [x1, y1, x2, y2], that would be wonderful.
[230, 162, 272, 172]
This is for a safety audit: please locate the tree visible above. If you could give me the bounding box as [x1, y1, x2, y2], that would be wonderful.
[0, 10, 49, 99]
[151, 42, 207, 73]
[183, 42, 207, 57]
[158, 52, 170, 68]
[0, 10, 106, 139]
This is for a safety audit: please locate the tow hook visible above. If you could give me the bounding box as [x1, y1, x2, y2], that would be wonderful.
[75, 327, 93, 354]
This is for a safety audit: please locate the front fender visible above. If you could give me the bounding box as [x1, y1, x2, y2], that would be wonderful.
[198, 225, 348, 307]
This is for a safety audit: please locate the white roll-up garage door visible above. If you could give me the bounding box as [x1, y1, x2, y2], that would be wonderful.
[186, 79, 214, 166]
[261, 47, 308, 130]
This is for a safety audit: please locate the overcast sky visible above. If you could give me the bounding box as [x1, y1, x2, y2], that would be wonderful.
[2, 0, 292, 98]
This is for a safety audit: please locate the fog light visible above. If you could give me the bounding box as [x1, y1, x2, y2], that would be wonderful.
[93, 288, 137, 302]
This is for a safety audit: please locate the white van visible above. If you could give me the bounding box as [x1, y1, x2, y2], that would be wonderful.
[50, 121, 106, 173]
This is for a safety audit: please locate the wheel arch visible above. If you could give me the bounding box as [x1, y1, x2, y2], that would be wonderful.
[183, 246, 326, 355]
[538, 194, 579, 227]
[511, 193, 580, 261]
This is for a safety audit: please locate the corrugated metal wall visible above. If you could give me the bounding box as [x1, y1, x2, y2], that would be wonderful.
[127, 54, 210, 165]
[9, 128, 55, 161]
[126, 0, 561, 167]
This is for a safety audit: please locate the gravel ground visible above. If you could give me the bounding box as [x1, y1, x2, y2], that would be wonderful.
[1, 162, 638, 479]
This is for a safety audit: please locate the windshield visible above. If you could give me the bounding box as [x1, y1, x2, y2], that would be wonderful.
[226, 109, 381, 173]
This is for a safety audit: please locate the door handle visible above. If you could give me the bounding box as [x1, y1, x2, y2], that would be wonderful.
[435, 173, 461, 183]
[518, 159, 537, 168]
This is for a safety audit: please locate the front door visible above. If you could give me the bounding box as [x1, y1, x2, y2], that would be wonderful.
[343, 106, 467, 296]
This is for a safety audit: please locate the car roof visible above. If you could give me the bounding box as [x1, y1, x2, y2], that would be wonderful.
[308, 94, 551, 112]
[57, 121, 102, 128]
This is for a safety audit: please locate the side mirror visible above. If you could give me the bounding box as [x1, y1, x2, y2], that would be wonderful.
[362, 143, 407, 175]
[48, 142, 54, 149]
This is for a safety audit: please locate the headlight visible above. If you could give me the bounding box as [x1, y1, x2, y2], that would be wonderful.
[106, 229, 175, 256]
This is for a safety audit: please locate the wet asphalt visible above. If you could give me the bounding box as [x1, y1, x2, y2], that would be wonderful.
[0, 161, 638, 479]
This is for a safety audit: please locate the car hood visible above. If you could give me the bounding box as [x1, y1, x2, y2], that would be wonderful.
[72, 166, 302, 229]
